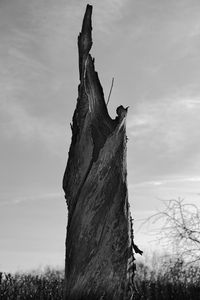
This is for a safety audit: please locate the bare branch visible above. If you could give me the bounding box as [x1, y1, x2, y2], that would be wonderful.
[144, 198, 200, 262]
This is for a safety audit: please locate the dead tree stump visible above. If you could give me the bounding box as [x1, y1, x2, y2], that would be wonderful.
[63, 4, 139, 300]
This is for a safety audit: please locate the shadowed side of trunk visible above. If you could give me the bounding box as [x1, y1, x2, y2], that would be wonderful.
[63, 5, 135, 300]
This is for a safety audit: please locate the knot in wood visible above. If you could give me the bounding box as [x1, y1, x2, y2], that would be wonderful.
[116, 105, 128, 119]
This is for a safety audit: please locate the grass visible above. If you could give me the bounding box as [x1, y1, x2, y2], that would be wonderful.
[0, 267, 64, 300]
[1, 255, 200, 299]
[134, 254, 200, 299]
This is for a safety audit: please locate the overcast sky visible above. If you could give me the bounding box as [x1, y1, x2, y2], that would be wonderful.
[1, 0, 200, 272]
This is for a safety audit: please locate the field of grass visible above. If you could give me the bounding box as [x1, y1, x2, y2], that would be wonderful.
[1, 255, 200, 299]
[0, 268, 64, 300]
[134, 255, 200, 299]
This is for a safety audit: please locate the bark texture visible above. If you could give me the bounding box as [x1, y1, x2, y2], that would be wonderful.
[63, 5, 136, 300]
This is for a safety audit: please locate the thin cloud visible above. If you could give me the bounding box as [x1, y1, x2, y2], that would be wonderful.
[127, 95, 200, 154]
[130, 176, 200, 188]
[0, 99, 69, 156]
[9, 47, 52, 74]
[0, 192, 63, 207]
[93, 0, 129, 32]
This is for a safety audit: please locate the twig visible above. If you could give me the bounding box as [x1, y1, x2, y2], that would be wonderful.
[106, 77, 114, 106]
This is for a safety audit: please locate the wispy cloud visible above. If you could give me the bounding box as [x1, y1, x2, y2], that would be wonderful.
[0, 192, 63, 207]
[127, 94, 200, 156]
[129, 176, 200, 188]
[0, 99, 68, 155]
[92, 0, 129, 32]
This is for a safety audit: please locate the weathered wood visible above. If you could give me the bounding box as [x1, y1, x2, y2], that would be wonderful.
[63, 5, 137, 300]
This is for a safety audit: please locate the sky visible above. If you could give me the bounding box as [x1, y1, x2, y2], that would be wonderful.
[0, 0, 200, 272]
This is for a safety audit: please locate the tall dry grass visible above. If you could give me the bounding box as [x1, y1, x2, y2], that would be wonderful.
[0, 267, 64, 300]
[1, 255, 200, 299]
[134, 254, 200, 299]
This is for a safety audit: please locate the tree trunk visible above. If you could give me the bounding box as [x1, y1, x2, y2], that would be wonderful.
[63, 5, 137, 300]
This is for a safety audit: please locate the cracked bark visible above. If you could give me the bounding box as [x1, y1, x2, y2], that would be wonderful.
[63, 5, 136, 300]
